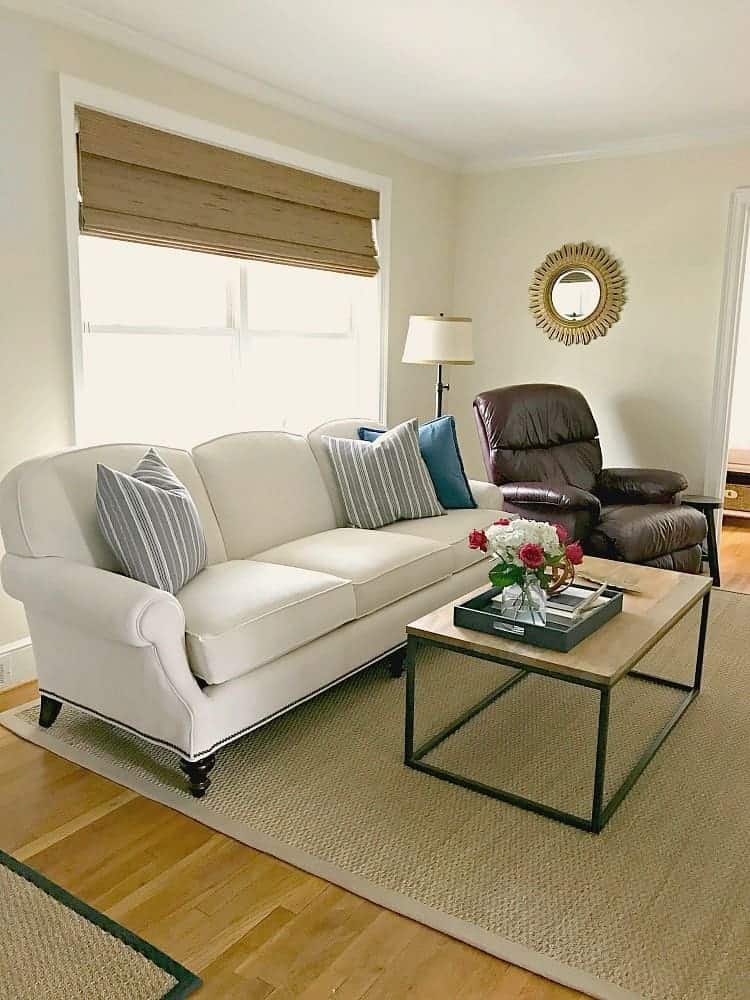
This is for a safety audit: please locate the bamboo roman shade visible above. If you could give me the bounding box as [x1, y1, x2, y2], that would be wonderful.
[76, 108, 380, 276]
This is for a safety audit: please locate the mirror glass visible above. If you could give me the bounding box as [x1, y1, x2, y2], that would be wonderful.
[550, 268, 601, 322]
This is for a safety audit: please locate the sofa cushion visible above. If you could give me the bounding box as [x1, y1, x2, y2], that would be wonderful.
[358, 416, 476, 510]
[381, 507, 504, 572]
[97, 449, 207, 594]
[587, 503, 706, 564]
[178, 560, 355, 684]
[254, 528, 453, 618]
[192, 432, 336, 558]
[307, 418, 383, 526]
[323, 419, 444, 529]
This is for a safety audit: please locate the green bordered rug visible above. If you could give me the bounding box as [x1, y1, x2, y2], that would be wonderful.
[0, 849, 201, 1000]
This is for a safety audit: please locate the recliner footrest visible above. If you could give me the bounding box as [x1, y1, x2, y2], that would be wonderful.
[586, 504, 707, 564]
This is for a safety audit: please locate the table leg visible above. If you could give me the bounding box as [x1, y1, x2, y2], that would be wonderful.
[693, 590, 711, 692]
[704, 507, 721, 587]
[591, 688, 611, 833]
[404, 637, 417, 764]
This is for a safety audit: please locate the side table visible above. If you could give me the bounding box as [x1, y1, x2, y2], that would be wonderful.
[682, 495, 721, 587]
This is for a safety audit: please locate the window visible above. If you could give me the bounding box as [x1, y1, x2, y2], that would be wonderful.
[77, 236, 381, 447]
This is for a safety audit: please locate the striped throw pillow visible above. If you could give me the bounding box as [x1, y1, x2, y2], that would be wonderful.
[96, 448, 207, 594]
[323, 419, 445, 529]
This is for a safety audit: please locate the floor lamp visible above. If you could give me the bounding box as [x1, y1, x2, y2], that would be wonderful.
[402, 315, 474, 418]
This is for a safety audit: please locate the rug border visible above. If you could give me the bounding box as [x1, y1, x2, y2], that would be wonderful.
[1, 701, 641, 1000]
[0, 843, 201, 1000]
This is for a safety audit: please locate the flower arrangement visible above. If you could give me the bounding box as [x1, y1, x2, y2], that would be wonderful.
[468, 517, 583, 621]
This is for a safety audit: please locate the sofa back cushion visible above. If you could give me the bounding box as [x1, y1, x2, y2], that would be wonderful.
[192, 432, 336, 558]
[323, 419, 444, 529]
[358, 415, 476, 510]
[308, 418, 384, 526]
[0, 444, 226, 569]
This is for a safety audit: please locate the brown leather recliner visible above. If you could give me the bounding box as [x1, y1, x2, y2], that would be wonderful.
[473, 384, 707, 572]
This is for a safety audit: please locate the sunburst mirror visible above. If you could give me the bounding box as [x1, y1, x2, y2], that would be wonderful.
[529, 242, 627, 345]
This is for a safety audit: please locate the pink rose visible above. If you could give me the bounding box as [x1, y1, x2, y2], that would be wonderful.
[468, 529, 488, 553]
[554, 523, 568, 542]
[494, 517, 511, 526]
[565, 542, 584, 566]
[518, 542, 545, 569]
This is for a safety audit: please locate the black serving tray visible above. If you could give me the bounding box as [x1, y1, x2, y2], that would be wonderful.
[453, 583, 623, 653]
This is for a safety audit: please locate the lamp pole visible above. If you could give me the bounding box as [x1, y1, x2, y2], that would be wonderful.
[435, 363, 450, 419]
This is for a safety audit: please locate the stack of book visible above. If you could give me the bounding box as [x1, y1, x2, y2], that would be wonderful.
[491, 581, 613, 629]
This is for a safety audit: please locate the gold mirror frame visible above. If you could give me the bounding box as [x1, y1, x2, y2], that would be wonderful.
[529, 242, 627, 345]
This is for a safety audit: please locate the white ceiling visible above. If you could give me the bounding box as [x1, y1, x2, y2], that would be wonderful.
[15, 0, 750, 168]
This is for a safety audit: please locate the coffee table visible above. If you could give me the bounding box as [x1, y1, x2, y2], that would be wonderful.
[404, 557, 711, 833]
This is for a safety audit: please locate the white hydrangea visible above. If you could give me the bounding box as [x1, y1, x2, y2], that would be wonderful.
[485, 517, 563, 566]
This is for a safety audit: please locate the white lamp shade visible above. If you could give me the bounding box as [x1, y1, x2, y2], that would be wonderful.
[402, 315, 474, 365]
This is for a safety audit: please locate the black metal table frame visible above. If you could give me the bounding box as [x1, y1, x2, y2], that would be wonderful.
[404, 590, 711, 833]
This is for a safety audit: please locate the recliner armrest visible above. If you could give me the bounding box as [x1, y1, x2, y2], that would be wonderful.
[596, 468, 688, 505]
[500, 482, 602, 516]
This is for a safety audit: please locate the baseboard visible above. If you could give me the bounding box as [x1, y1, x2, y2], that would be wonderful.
[0, 638, 36, 690]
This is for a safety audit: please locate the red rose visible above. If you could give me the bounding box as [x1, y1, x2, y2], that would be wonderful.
[554, 523, 568, 542]
[494, 517, 511, 526]
[468, 529, 488, 552]
[518, 542, 545, 569]
[565, 542, 584, 566]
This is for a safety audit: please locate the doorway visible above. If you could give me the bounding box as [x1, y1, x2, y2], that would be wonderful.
[709, 187, 750, 592]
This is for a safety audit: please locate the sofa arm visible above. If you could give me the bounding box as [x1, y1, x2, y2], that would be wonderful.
[500, 482, 602, 516]
[597, 468, 688, 505]
[468, 479, 504, 510]
[1, 554, 185, 647]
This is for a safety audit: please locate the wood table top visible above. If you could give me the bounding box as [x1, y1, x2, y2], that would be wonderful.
[406, 556, 711, 687]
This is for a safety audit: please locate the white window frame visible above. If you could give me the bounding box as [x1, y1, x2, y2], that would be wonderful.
[59, 74, 391, 443]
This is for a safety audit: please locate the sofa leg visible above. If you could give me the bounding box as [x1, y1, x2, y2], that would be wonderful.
[387, 646, 407, 678]
[180, 753, 216, 798]
[39, 695, 62, 729]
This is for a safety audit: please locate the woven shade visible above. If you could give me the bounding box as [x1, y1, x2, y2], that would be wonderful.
[77, 108, 380, 276]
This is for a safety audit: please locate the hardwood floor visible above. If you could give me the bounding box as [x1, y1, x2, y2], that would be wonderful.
[0, 680, 587, 1000]
[720, 518, 750, 593]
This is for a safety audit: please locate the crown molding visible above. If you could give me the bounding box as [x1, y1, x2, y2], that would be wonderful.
[7, 0, 750, 177]
[461, 125, 750, 173]
[2, 0, 458, 171]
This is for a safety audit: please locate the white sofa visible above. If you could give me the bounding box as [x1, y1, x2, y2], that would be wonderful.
[0, 418, 503, 795]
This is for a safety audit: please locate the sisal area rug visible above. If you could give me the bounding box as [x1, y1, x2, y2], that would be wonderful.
[3, 590, 750, 1000]
[0, 848, 200, 1000]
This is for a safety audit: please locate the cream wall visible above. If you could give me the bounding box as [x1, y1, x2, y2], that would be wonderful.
[2, 6, 749, 647]
[0, 7, 458, 642]
[451, 147, 750, 484]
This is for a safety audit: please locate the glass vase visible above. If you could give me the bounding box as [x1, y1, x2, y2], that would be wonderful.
[497, 574, 547, 625]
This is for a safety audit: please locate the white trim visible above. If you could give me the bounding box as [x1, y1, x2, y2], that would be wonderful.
[463, 126, 750, 174]
[704, 187, 750, 500]
[58, 74, 392, 439]
[0, 636, 31, 657]
[59, 82, 84, 442]
[0, 637, 35, 690]
[9, 0, 454, 170]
